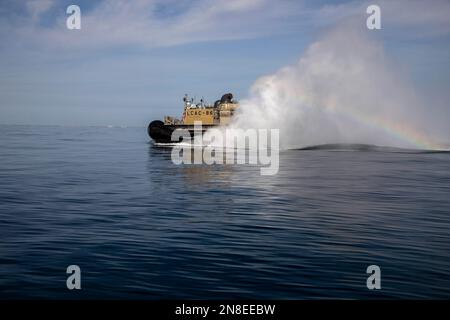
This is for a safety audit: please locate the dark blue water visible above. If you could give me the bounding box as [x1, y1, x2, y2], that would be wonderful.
[0, 125, 449, 299]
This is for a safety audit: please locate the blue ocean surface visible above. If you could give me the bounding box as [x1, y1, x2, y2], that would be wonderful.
[0, 125, 449, 299]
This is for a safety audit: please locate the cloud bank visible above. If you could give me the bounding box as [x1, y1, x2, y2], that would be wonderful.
[2, 0, 450, 51]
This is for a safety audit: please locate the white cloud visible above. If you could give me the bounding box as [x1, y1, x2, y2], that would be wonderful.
[3, 0, 450, 51]
[313, 0, 450, 37]
[26, 0, 54, 22]
[4, 0, 307, 50]
[382, 0, 450, 37]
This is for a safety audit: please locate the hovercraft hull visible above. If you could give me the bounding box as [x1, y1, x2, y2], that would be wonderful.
[148, 120, 216, 144]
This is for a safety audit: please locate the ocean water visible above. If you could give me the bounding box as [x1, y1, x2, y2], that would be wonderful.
[0, 124, 449, 299]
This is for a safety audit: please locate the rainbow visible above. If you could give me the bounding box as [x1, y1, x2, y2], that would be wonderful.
[289, 92, 445, 150]
[346, 111, 443, 150]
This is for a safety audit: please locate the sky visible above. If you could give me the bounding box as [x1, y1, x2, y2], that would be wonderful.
[0, 0, 450, 127]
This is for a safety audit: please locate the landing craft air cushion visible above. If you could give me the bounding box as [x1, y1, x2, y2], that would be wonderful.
[148, 93, 239, 143]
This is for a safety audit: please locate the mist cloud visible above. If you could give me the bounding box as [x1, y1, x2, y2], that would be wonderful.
[232, 22, 447, 150]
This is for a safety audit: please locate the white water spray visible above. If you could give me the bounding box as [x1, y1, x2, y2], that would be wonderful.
[231, 24, 444, 150]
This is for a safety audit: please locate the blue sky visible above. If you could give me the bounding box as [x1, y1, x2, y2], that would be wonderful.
[0, 0, 450, 126]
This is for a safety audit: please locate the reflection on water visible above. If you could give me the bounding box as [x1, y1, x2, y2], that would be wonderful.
[0, 125, 450, 299]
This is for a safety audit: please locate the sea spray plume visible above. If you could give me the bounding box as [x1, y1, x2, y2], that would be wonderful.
[231, 23, 443, 150]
